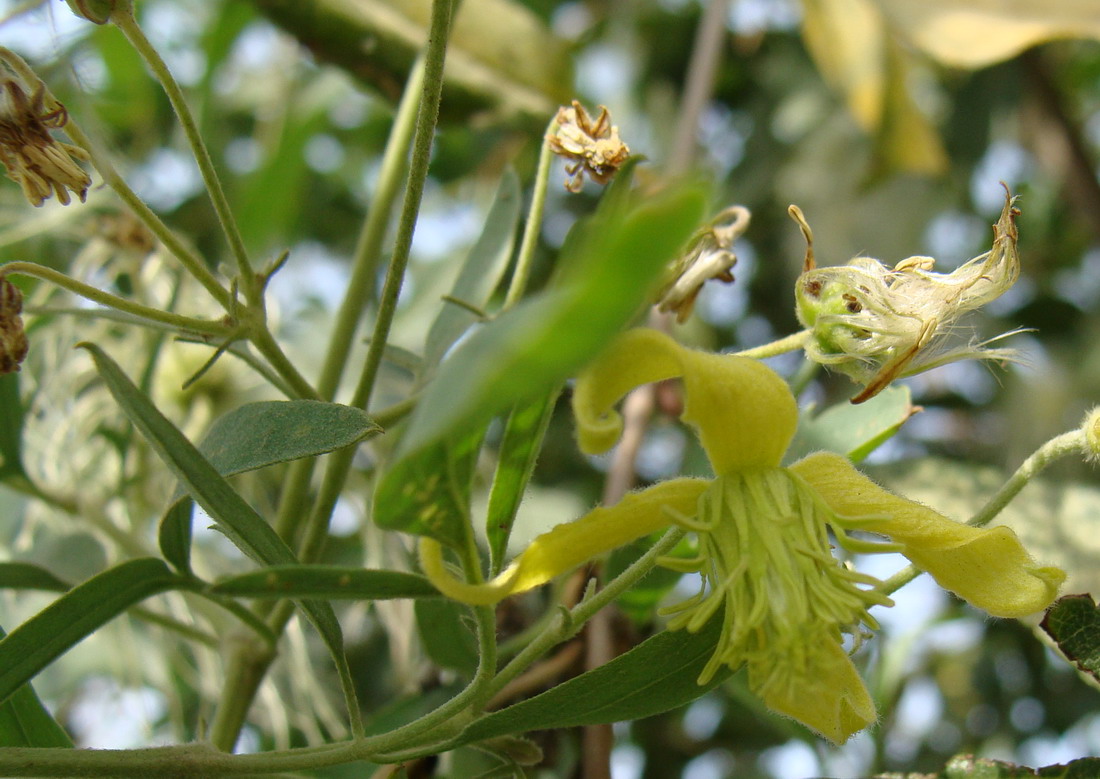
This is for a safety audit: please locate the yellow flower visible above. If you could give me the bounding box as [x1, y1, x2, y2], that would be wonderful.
[420, 329, 1064, 743]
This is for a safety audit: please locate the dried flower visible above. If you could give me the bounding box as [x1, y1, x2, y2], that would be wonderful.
[657, 205, 749, 322]
[547, 100, 630, 193]
[0, 277, 28, 373]
[793, 186, 1022, 402]
[420, 329, 1063, 743]
[0, 74, 91, 207]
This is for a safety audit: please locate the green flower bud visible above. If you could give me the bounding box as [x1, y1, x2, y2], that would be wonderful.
[63, 0, 130, 24]
[1083, 407, 1100, 461]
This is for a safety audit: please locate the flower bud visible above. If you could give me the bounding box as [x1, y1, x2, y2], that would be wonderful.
[1083, 407, 1100, 461]
[63, 0, 130, 24]
[0, 277, 28, 374]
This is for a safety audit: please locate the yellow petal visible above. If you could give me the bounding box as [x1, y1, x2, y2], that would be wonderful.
[420, 477, 709, 605]
[757, 639, 876, 745]
[572, 329, 797, 473]
[790, 452, 1065, 617]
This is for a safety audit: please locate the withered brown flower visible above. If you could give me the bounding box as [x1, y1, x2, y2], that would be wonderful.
[657, 205, 750, 322]
[0, 76, 91, 207]
[547, 100, 630, 193]
[0, 277, 28, 374]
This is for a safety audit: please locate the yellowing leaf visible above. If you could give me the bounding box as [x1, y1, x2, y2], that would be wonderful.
[800, 0, 947, 175]
[877, 0, 1100, 69]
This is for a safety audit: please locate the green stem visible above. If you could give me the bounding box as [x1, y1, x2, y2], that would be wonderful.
[0, 47, 231, 309]
[732, 329, 811, 359]
[247, 326, 321, 400]
[2, 262, 231, 337]
[502, 120, 556, 310]
[110, 6, 256, 300]
[60, 116, 232, 310]
[485, 526, 686, 702]
[316, 58, 425, 401]
[205, 0, 456, 752]
[880, 428, 1089, 597]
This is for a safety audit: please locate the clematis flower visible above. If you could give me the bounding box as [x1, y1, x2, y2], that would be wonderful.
[420, 329, 1064, 743]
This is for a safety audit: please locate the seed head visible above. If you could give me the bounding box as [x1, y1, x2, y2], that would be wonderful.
[793, 185, 1022, 402]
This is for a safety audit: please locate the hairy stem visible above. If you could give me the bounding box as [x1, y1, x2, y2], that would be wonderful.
[111, 6, 256, 300]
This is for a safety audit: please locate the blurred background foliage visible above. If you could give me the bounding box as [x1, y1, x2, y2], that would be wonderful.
[2, 0, 1100, 776]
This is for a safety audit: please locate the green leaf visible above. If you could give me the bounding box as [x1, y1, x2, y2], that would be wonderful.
[1041, 595, 1100, 683]
[0, 625, 73, 748]
[211, 565, 439, 599]
[0, 562, 70, 593]
[198, 400, 382, 476]
[373, 425, 486, 547]
[158, 498, 194, 575]
[788, 384, 915, 464]
[156, 399, 379, 573]
[423, 169, 521, 372]
[486, 390, 558, 575]
[0, 558, 181, 707]
[80, 344, 361, 724]
[0, 373, 26, 479]
[396, 180, 708, 464]
[415, 599, 479, 676]
[460, 616, 730, 742]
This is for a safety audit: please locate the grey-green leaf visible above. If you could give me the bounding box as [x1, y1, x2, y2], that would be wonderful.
[415, 599, 478, 676]
[80, 343, 360, 725]
[423, 169, 521, 372]
[787, 384, 915, 464]
[211, 565, 439, 600]
[486, 390, 558, 574]
[0, 625, 74, 748]
[0, 558, 181, 707]
[198, 400, 382, 476]
[460, 616, 730, 742]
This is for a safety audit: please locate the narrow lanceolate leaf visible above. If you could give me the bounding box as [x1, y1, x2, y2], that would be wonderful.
[80, 344, 361, 729]
[0, 562, 70, 593]
[459, 616, 730, 743]
[158, 498, 194, 575]
[396, 178, 708, 463]
[0, 558, 182, 707]
[82, 343, 314, 568]
[486, 390, 558, 575]
[158, 399, 380, 574]
[0, 625, 74, 748]
[423, 169, 521, 373]
[1041, 595, 1100, 684]
[211, 566, 439, 600]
